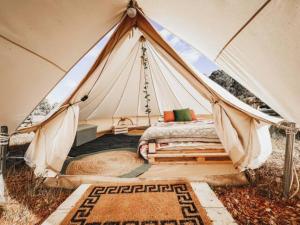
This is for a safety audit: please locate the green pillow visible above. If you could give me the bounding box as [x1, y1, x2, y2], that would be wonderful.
[173, 108, 192, 122]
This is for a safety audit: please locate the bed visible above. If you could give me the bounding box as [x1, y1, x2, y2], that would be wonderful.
[138, 119, 225, 161]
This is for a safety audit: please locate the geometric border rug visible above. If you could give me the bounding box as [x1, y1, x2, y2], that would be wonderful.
[59, 181, 212, 225]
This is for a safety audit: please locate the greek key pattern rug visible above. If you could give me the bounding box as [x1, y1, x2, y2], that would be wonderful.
[60, 181, 212, 225]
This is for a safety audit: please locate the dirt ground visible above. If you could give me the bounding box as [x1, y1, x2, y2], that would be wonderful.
[214, 133, 300, 225]
[0, 133, 299, 224]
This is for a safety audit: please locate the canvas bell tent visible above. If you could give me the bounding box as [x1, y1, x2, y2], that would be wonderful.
[0, 0, 298, 178]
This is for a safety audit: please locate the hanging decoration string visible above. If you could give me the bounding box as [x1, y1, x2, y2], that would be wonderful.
[140, 38, 151, 126]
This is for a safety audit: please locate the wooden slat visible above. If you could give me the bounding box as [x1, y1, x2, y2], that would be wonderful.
[148, 149, 232, 165]
[150, 158, 232, 165]
[156, 149, 225, 154]
[148, 152, 229, 158]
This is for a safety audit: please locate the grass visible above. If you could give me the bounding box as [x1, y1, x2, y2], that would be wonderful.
[0, 164, 73, 225]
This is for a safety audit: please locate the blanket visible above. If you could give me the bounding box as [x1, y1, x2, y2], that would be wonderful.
[138, 120, 221, 159]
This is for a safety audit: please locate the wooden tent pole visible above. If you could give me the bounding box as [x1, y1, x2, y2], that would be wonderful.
[283, 122, 296, 198]
[0, 125, 8, 206]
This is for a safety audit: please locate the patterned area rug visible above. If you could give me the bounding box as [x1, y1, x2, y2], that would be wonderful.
[68, 134, 141, 157]
[60, 181, 212, 225]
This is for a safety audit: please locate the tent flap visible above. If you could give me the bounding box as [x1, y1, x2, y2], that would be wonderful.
[24, 105, 79, 177]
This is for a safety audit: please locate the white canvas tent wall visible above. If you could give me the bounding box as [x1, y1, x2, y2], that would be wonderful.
[75, 31, 212, 132]
[1, 0, 297, 176]
[21, 8, 281, 177]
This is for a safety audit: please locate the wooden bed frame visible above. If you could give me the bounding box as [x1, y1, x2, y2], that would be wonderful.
[148, 148, 232, 165]
[95, 124, 232, 165]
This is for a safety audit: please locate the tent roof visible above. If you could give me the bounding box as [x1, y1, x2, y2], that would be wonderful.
[1, 0, 298, 132]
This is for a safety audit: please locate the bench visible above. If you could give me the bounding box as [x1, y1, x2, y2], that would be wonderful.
[73, 124, 97, 147]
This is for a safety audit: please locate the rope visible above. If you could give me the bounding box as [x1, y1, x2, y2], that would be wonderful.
[290, 164, 299, 198]
[289, 162, 300, 199]
[277, 121, 299, 199]
[275, 121, 300, 133]
[0, 132, 9, 145]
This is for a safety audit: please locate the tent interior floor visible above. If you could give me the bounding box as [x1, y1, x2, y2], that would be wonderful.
[50, 131, 248, 189]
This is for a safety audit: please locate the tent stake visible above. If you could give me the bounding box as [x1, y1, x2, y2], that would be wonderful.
[283, 122, 296, 198]
[0, 125, 8, 206]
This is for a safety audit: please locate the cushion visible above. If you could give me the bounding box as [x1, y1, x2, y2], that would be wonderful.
[164, 111, 175, 122]
[173, 108, 192, 122]
[190, 109, 197, 120]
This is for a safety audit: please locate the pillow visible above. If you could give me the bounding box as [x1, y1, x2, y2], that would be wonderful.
[163, 111, 175, 122]
[190, 109, 197, 120]
[173, 108, 192, 122]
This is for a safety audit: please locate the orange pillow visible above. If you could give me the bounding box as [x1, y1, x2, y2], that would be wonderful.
[190, 109, 197, 120]
[164, 111, 175, 122]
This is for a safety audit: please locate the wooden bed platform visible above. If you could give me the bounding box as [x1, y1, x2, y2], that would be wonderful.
[148, 148, 232, 165]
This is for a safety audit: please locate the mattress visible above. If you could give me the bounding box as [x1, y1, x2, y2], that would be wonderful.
[138, 120, 222, 159]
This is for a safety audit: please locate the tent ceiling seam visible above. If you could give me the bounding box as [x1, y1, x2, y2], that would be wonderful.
[146, 42, 183, 109]
[112, 42, 141, 117]
[148, 44, 211, 113]
[215, 0, 271, 60]
[145, 42, 168, 113]
[149, 42, 189, 108]
[81, 41, 140, 113]
[0, 34, 67, 73]
[136, 51, 143, 122]
[145, 43, 163, 114]
[86, 42, 140, 120]
[147, 43, 184, 108]
[137, 13, 217, 102]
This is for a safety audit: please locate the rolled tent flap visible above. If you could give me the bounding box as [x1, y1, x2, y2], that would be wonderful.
[25, 105, 79, 177]
[213, 101, 272, 170]
[213, 103, 245, 166]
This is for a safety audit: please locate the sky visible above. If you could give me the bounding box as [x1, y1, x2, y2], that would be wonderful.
[46, 21, 218, 105]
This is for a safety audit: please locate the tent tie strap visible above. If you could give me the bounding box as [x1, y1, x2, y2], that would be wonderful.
[70, 95, 89, 106]
[58, 95, 90, 111]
